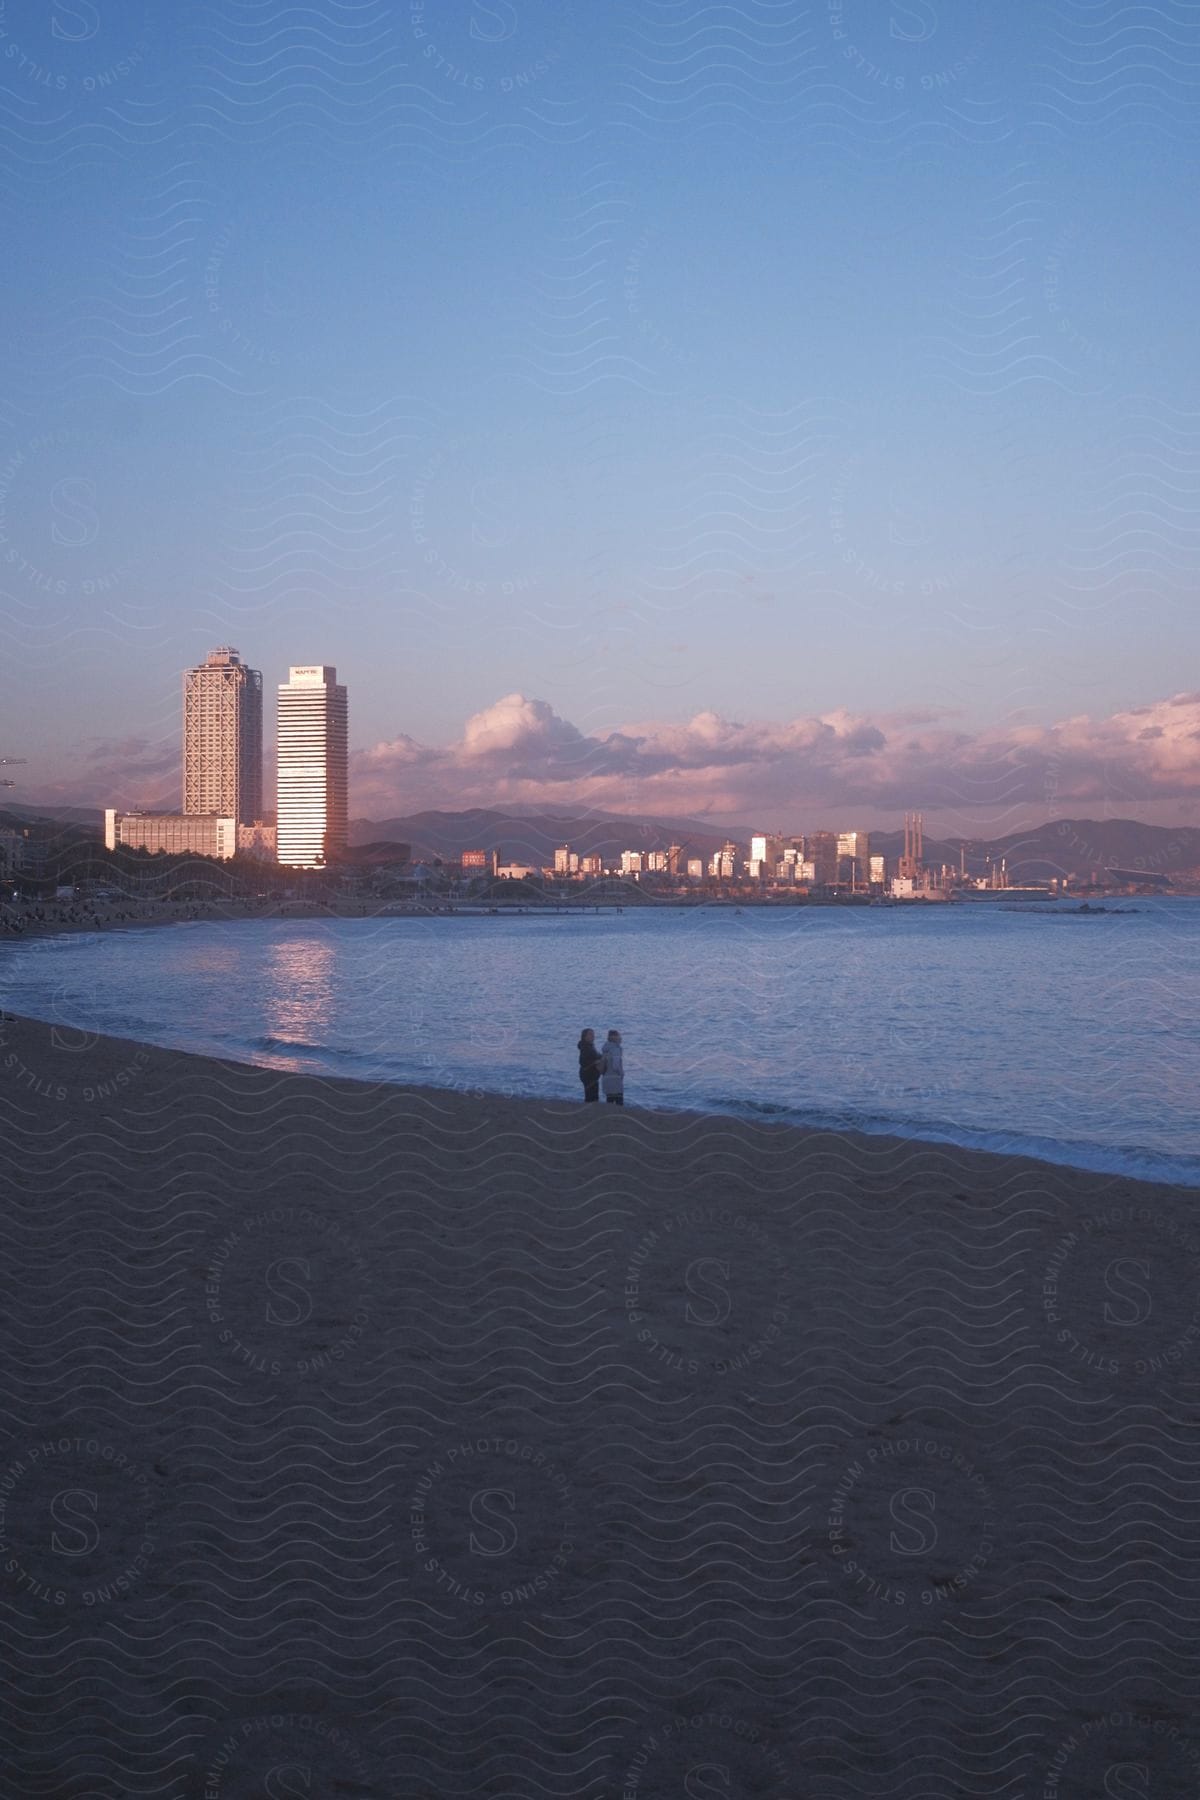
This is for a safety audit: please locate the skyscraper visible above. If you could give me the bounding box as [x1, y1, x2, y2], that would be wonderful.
[807, 830, 839, 886]
[276, 665, 348, 868]
[751, 833, 785, 870]
[183, 646, 263, 825]
[837, 830, 871, 890]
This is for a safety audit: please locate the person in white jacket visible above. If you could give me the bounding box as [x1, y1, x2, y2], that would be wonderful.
[600, 1030, 624, 1105]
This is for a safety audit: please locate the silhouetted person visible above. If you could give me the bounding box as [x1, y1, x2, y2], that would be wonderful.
[601, 1030, 624, 1105]
[578, 1028, 602, 1102]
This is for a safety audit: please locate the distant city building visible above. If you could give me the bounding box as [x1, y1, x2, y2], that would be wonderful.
[344, 841, 411, 874]
[237, 821, 277, 861]
[580, 853, 603, 875]
[9, 829, 48, 879]
[184, 646, 263, 826]
[276, 665, 348, 869]
[837, 830, 871, 889]
[807, 831, 838, 885]
[496, 862, 536, 880]
[686, 858, 704, 880]
[0, 829, 24, 878]
[869, 853, 886, 886]
[621, 850, 645, 875]
[554, 844, 573, 873]
[106, 809, 238, 860]
[646, 850, 668, 873]
[461, 848, 494, 873]
[797, 859, 816, 883]
[667, 844, 684, 875]
[751, 833, 785, 870]
[746, 858, 765, 881]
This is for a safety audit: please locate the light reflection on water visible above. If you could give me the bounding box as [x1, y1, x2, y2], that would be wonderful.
[262, 936, 337, 1065]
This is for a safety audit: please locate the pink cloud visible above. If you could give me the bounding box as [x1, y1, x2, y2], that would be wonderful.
[350, 690, 1200, 823]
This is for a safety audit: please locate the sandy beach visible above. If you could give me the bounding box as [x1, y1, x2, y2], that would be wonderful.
[2, 998, 1198, 1793]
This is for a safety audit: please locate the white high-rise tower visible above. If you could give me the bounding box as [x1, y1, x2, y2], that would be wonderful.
[183, 646, 263, 825]
[276, 665, 348, 868]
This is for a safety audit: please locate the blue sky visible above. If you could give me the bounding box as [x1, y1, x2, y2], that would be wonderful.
[2, 0, 1198, 827]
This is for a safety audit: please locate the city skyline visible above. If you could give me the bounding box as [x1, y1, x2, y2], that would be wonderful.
[24, 671, 1200, 837]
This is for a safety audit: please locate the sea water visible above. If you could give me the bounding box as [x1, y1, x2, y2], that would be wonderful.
[2, 900, 1198, 1184]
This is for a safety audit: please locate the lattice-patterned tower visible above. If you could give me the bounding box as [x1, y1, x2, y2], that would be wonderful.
[183, 647, 263, 825]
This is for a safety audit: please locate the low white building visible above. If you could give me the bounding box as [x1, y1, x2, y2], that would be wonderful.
[104, 811, 275, 861]
[105, 810, 238, 860]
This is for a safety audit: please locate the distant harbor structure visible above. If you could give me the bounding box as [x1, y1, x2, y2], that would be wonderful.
[276, 665, 348, 869]
[897, 812, 924, 880]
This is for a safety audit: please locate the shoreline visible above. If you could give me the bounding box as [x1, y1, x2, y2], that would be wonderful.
[0, 903, 1195, 1190]
[2, 889, 1191, 951]
[8, 894, 1187, 949]
[0, 999, 1194, 1192]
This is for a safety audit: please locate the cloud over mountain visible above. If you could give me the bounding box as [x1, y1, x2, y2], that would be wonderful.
[33, 690, 1200, 827]
[352, 690, 1200, 824]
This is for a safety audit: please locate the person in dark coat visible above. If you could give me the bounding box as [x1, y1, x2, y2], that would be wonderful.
[577, 1028, 602, 1102]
